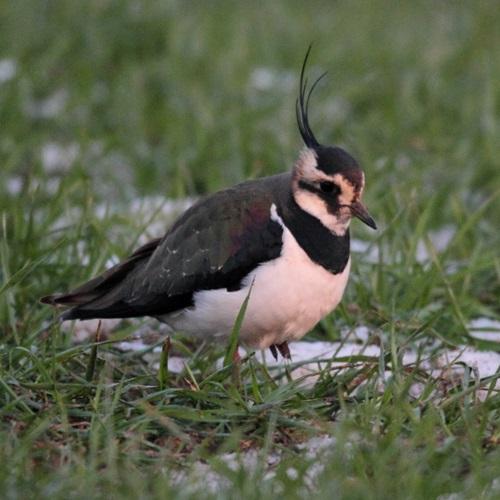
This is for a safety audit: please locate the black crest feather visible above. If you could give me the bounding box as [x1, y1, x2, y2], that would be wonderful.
[296, 45, 327, 149]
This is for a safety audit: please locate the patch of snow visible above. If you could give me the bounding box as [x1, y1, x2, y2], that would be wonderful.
[47, 196, 194, 270]
[297, 436, 336, 491]
[351, 238, 379, 263]
[0, 59, 17, 83]
[105, 255, 120, 268]
[416, 225, 456, 263]
[6, 176, 23, 195]
[323, 96, 351, 125]
[93, 196, 195, 242]
[163, 356, 187, 374]
[374, 156, 389, 171]
[249, 67, 295, 92]
[436, 493, 464, 500]
[115, 339, 151, 352]
[255, 341, 380, 382]
[66, 320, 499, 488]
[41, 142, 79, 172]
[128, 196, 195, 242]
[75, 241, 90, 266]
[342, 325, 372, 343]
[490, 477, 500, 493]
[62, 318, 121, 343]
[468, 317, 500, 343]
[46, 178, 61, 194]
[114, 339, 185, 373]
[62, 301, 499, 403]
[172, 446, 293, 494]
[353, 225, 457, 265]
[108, 196, 195, 243]
[110, 333, 499, 399]
[436, 347, 500, 379]
[297, 435, 335, 458]
[172, 434, 334, 493]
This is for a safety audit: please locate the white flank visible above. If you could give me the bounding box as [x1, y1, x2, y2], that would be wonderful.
[161, 204, 351, 349]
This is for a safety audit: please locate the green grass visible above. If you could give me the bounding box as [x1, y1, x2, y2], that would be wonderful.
[1, 0, 500, 498]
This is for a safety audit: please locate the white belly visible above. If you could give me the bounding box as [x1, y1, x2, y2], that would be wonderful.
[160, 213, 351, 349]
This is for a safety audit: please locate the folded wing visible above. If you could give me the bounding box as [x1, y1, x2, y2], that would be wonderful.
[41, 180, 285, 321]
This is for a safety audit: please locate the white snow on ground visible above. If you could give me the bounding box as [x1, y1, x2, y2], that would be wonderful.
[66, 318, 500, 395]
[0, 58, 16, 83]
[342, 324, 372, 343]
[94, 196, 195, 237]
[351, 224, 456, 264]
[249, 67, 296, 92]
[468, 317, 500, 342]
[62, 318, 121, 343]
[64, 315, 500, 492]
[127, 196, 196, 244]
[253, 340, 381, 383]
[41, 142, 80, 172]
[171, 435, 336, 494]
[437, 347, 500, 382]
[6, 176, 23, 195]
[167, 327, 498, 493]
[415, 225, 455, 263]
[46, 196, 195, 252]
[350, 238, 379, 262]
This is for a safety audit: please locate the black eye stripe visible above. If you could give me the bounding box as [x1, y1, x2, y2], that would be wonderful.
[298, 180, 318, 194]
[298, 179, 340, 197]
[319, 181, 333, 193]
[319, 181, 340, 195]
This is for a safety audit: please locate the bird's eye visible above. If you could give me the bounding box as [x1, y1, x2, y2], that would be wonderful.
[319, 181, 339, 194]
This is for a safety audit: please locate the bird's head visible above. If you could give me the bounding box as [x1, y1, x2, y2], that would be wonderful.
[291, 48, 376, 236]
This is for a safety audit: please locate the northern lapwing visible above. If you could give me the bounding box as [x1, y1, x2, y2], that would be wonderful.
[41, 48, 376, 360]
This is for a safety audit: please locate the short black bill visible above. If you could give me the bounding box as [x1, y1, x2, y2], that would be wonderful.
[350, 201, 377, 230]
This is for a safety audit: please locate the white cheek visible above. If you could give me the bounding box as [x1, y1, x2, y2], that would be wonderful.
[332, 174, 356, 204]
[338, 194, 351, 206]
[293, 189, 351, 236]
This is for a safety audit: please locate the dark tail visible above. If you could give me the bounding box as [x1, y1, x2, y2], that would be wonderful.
[40, 238, 162, 320]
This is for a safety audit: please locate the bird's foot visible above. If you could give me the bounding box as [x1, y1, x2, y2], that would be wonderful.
[269, 344, 278, 361]
[269, 341, 291, 361]
[277, 341, 291, 360]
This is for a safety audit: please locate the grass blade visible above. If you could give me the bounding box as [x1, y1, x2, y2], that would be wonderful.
[223, 280, 254, 367]
[158, 336, 171, 390]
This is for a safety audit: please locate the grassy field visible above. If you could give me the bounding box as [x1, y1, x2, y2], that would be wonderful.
[1, 0, 500, 498]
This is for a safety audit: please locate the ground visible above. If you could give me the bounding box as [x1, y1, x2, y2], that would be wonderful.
[0, 1, 499, 498]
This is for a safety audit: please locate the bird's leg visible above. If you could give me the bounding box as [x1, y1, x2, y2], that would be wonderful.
[276, 341, 291, 360]
[231, 347, 242, 387]
[232, 348, 241, 364]
[269, 344, 278, 361]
